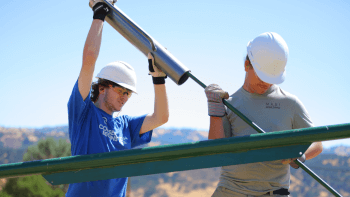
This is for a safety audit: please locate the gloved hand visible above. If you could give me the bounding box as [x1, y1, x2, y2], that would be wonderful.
[205, 84, 229, 117]
[148, 52, 167, 84]
[89, 0, 116, 21]
[290, 154, 306, 169]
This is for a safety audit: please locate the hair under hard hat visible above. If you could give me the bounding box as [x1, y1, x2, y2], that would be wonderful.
[96, 61, 137, 94]
[247, 32, 289, 84]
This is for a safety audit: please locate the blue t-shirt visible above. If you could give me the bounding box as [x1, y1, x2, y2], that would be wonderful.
[66, 80, 152, 197]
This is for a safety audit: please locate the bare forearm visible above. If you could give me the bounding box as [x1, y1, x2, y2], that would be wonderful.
[83, 20, 104, 65]
[153, 84, 169, 125]
[208, 117, 225, 139]
[139, 84, 169, 134]
[305, 141, 323, 160]
[78, 20, 104, 100]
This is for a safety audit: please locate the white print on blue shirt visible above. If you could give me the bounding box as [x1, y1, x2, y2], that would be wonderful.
[99, 117, 128, 145]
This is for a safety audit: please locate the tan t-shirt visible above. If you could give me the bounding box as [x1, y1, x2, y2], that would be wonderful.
[218, 85, 313, 196]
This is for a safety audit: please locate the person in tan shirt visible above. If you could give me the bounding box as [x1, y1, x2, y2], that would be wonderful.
[205, 32, 322, 197]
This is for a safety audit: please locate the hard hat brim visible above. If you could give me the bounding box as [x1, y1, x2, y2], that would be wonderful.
[96, 77, 138, 94]
[252, 64, 286, 84]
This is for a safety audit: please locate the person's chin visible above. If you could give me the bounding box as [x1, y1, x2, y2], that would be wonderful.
[111, 106, 122, 113]
[117, 105, 124, 111]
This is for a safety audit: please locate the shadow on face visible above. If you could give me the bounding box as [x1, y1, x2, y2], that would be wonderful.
[244, 60, 272, 94]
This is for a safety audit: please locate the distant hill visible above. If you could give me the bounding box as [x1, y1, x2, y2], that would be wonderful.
[0, 126, 69, 164]
[0, 126, 349, 196]
[145, 127, 208, 147]
[0, 126, 68, 149]
[323, 145, 350, 156]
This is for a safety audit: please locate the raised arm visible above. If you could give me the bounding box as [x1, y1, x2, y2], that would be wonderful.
[78, 20, 104, 100]
[78, 1, 112, 100]
[139, 53, 169, 134]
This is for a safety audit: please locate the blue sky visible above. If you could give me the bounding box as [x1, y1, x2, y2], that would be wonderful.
[0, 0, 349, 148]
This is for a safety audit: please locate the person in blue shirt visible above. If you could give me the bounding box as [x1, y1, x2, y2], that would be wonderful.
[66, 0, 169, 196]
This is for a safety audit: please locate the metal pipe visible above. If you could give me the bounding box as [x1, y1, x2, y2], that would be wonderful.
[186, 72, 343, 197]
[97, 1, 190, 85]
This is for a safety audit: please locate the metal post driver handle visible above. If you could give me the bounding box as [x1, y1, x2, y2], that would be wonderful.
[186, 72, 342, 197]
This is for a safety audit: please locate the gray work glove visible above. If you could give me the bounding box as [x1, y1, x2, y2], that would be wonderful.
[205, 84, 229, 117]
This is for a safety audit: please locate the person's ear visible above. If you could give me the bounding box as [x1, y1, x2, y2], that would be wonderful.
[99, 86, 106, 95]
[244, 60, 250, 72]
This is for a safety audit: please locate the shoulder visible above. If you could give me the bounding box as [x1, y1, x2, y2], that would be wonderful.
[69, 79, 93, 104]
[274, 85, 298, 102]
[275, 86, 308, 112]
[226, 87, 245, 103]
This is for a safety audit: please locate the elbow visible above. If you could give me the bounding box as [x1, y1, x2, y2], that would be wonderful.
[317, 141, 323, 154]
[160, 114, 169, 125]
[307, 141, 323, 160]
[155, 113, 168, 126]
[162, 109, 169, 124]
[314, 141, 323, 155]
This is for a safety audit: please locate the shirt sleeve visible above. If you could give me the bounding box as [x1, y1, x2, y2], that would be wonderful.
[292, 96, 314, 129]
[222, 112, 233, 138]
[68, 79, 91, 125]
[126, 115, 153, 148]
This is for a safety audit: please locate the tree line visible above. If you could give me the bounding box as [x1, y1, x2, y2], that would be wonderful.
[0, 138, 71, 197]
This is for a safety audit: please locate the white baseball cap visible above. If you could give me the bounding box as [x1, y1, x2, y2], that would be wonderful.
[247, 32, 289, 84]
[96, 61, 137, 94]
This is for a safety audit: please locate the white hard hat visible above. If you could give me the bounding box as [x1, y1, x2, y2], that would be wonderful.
[247, 32, 289, 84]
[96, 61, 137, 94]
